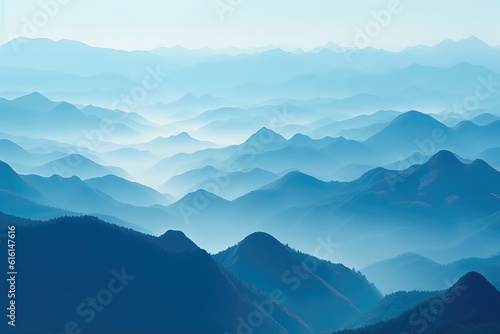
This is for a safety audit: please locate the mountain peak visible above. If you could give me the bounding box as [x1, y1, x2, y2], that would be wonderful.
[386, 110, 446, 130]
[241, 231, 281, 247]
[260, 171, 326, 192]
[460, 35, 492, 48]
[11, 92, 57, 111]
[175, 189, 227, 206]
[235, 232, 292, 262]
[426, 150, 463, 169]
[470, 158, 496, 171]
[14, 91, 48, 102]
[398, 109, 428, 119]
[289, 133, 314, 145]
[450, 271, 500, 301]
[158, 230, 200, 252]
[432, 36, 492, 50]
[245, 127, 286, 144]
[180, 93, 196, 100]
[175, 132, 193, 139]
[152, 132, 196, 144]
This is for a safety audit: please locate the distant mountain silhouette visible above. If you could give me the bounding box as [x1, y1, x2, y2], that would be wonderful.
[232, 171, 346, 216]
[362, 254, 444, 294]
[192, 168, 280, 200]
[135, 132, 219, 157]
[159, 165, 222, 195]
[243, 127, 288, 147]
[310, 110, 401, 139]
[0, 95, 141, 142]
[163, 93, 228, 111]
[170, 189, 229, 211]
[230, 150, 500, 220]
[32, 154, 130, 179]
[10, 91, 59, 111]
[364, 111, 500, 159]
[85, 175, 171, 207]
[470, 113, 500, 126]
[231, 132, 375, 178]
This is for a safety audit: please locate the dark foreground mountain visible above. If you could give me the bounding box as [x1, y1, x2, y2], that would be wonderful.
[214, 232, 382, 332]
[333, 272, 500, 334]
[0, 216, 306, 334]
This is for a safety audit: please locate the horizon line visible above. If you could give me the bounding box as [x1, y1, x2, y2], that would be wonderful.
[0, 35, 496, 54]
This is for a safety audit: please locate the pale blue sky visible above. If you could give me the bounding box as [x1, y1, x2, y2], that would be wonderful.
[1, 0, 499, 50]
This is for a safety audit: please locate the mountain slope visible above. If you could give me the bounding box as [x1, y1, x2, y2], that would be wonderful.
[214, 232, 366, 332]
[85, 175, 170, 206]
